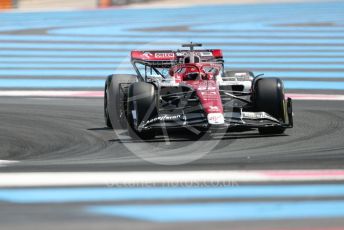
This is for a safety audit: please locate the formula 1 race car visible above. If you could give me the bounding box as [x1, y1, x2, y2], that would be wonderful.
[104, 43, 293, 139]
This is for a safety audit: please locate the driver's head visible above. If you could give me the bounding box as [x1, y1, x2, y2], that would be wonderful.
[184, 72, 200, 81]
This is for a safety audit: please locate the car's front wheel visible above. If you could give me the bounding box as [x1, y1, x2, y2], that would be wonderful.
[127, 82, 157, 140]
[254, 78, 287, 135]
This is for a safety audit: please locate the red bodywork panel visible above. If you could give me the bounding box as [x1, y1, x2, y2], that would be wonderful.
[170, 63, 224, 115]
[187, 80, 223, 114]
[131, 51, 176, 61]
[131, 50, 223, 62]
[131, 49, 225, 120]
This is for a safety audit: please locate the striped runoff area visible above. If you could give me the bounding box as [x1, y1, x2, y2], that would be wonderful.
[1, 185, 344, 222]
[0, 1, 344, 97]
[0, 170, 344, 222]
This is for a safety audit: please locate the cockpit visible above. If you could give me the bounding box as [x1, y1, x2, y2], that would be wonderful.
[171, 64, 222, 82]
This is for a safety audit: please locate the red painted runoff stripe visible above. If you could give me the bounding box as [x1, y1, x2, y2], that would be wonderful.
[263, 170, 344, 178]
[0, 90, 104, 97]
[0, 91, 344, 101]
[286, 93, 344, 101]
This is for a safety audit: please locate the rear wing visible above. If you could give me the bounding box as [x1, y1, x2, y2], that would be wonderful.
[131, 49, 224, 67]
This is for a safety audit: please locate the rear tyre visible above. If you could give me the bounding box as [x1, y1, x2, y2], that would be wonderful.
[127, 82, 157, 140]
[104, 74, 137, 129]
[254, 78, 286, 135]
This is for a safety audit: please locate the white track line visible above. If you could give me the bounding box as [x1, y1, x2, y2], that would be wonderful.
[0, 160, 19, 167]
[0, 170, 344, 187]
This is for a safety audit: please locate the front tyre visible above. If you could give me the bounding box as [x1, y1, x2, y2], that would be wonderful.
[254, 78, 287, 135]
[127, 82, 157, 140]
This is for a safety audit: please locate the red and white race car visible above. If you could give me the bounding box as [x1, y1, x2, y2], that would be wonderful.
[104, 43, 293, 139]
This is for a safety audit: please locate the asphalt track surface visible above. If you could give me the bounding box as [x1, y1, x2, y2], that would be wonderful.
[1, 1, 344, 229]
[0, 97, 344, 230]
[0, 97, 344, 171]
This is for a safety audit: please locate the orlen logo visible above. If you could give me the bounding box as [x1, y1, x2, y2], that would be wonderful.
[155, 53, 175, 58]
[207, 113, 225, 125]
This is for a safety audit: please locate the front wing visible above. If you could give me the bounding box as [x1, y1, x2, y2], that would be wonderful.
[138, 98, 293, 131]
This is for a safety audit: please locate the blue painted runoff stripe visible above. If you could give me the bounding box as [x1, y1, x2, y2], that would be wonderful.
[2, 30, 344, 38]
[87, 201, 344, 222]
[47, 17, 344, 36]
[1, 57, 344, 63]
[0, 36, 343, 44]
[1, 184, 344, 203]
[48, 30, 344, 37]
[284, 81, 344, 90]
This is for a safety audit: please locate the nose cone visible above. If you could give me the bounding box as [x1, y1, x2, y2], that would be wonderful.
[207, 113, 225, 125]
[193, 80, 224, 117]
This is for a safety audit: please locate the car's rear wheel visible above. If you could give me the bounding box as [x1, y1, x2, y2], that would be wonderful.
[105, 74, 137, 129]
[254, 78, 286, 135]
[127, 82, 157, 140]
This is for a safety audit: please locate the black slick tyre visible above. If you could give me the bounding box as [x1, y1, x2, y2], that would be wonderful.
[254, 78, 286, 135]
[127, 82, 157, 140]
